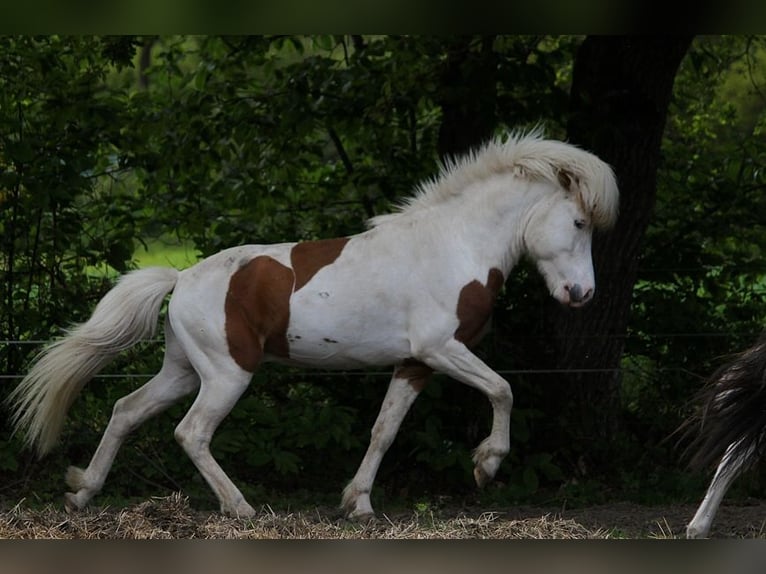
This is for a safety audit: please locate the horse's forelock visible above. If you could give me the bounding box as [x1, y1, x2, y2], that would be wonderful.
[581, 161, 619, 229]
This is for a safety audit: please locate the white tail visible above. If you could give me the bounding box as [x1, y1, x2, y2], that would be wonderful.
[7, 267, 179, 456]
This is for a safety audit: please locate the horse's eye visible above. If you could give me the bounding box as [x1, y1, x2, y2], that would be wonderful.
[574, 219, 586, 230]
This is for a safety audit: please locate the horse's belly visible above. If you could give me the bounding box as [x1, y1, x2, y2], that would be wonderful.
[277, 292, 411, 368]
[276, 338, 407, 369]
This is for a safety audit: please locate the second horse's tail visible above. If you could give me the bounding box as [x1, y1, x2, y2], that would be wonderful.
[680, 332, 766, 472]
[6, 267, 179, 456]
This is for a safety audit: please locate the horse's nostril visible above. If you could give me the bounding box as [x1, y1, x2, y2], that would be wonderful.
[567, 283, 584, 302]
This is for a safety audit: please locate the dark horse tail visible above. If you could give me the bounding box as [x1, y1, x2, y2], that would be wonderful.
[679, 331, 766, 471]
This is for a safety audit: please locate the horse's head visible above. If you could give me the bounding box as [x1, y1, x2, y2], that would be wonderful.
[523, 182, 599, 308]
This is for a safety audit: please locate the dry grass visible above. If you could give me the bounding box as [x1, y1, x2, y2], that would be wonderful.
[3, 493, 766, 539]
[0, 492, 607, 539]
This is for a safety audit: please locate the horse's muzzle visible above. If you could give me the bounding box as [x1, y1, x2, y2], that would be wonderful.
[565, 283, 593, 307]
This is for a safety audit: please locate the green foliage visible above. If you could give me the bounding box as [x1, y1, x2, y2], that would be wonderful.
[604, 36, 766, 501]
[633, 37, 766, 407]
[4, 35, 766, 511]
[0, 37, 143, 501]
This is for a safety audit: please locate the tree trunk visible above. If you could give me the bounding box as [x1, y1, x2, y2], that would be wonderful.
[138, 37, 157, 89]
[543, 36, 693, 471]
[436, 36, 498, 159]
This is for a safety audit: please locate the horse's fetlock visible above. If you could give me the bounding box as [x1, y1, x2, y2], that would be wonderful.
[65, 466, 88, 490]
[472, 437, 503, 460]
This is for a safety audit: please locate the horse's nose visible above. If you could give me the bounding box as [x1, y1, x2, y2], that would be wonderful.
[565, 283, 593, 305]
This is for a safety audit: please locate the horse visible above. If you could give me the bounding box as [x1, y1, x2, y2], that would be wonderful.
[7, 129, 619, 519]
[681, 331, 766, 538]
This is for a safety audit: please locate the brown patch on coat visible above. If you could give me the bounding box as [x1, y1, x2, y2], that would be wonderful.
[225, 256, 293, 371]
[454, 268, 504, 347]
[291, 237, 350, 291]
[395, 359, 433, 393]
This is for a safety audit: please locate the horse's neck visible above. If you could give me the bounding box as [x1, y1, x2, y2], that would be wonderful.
[433, 177, 544, 277]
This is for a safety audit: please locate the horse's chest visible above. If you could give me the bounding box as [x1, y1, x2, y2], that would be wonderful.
[453, 268, 505, 347]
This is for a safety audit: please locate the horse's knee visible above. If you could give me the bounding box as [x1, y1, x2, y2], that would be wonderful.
[492, 383, 513, 410]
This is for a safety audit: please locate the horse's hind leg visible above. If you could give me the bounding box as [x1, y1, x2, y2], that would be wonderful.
[172, 360, 255, 517]
[342, 362, 431, 520]
[64, 319, 200, 512]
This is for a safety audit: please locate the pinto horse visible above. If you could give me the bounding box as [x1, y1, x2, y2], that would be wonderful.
[8, 130, 618, 519]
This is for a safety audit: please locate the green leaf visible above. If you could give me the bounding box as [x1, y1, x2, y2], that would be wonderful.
[522, 466, 539, 492]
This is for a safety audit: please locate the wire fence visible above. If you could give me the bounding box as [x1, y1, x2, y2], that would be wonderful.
[1, 331, 755, 382]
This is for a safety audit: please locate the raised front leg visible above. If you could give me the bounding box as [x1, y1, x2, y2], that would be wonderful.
[419, 339, 513, 488]
[342, 362, 431, 520]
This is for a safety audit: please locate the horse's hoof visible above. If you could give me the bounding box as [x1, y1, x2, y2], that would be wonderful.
[686, 525, 709, 539]
[346, 509, 377, 523]
[346, 512, 378, 524]
[474, 466, 491, 489]
[64, 492, 82, 513]
[222, 501, 256, 519]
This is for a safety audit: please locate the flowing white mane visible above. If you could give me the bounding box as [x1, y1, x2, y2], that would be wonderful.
[368, 129, 619, 229]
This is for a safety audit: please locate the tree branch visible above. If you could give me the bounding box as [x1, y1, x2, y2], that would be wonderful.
[327, 127, 354, 175]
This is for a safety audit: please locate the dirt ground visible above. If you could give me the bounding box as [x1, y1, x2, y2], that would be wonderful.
[510, 499, 766, 538]
[1, 493, 765, 539]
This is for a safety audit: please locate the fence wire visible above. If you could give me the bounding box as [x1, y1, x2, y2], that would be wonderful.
[1, 332, 751, 382]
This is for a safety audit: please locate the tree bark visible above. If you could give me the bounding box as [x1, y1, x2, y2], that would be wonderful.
[436, 36, 498, 159]
[138, 37, 157, 89]
[543, 36, 693, 469]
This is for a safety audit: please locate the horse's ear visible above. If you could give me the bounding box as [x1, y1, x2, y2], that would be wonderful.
[557, 169, 581, 193]
[557, 169, 574, 192]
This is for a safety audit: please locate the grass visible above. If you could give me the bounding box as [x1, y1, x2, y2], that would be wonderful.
[133, 237, 200, 269]
[86, 237, 201, 279]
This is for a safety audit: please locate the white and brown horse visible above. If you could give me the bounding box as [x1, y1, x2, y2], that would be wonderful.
[8, 130, 618, 519]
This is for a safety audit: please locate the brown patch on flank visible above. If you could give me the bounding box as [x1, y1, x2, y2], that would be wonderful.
[291, 237, 350, 291]
[225, 256, 294, 371]
[396, 359, 433, 393]
[454, 268, 504, 347]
